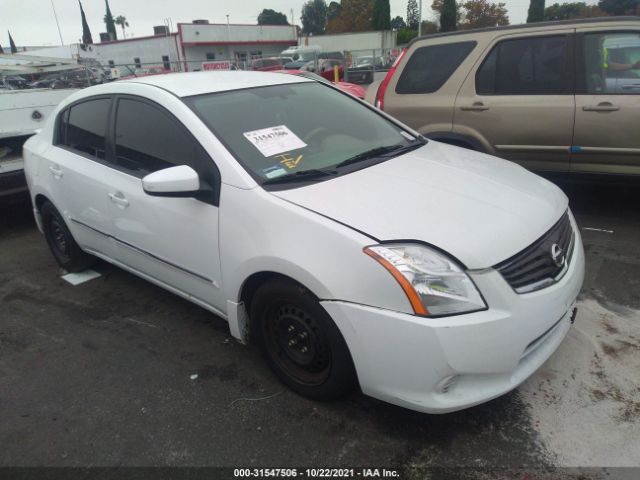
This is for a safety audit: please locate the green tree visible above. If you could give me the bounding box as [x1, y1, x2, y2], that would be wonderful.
[527, 0, 545, 22]
[327, 1, 342, 21]
[598, 0, 639, 15]
[115, 16, 129, 39]
[544, 2, 605, 20]
[390, 15, 407, 29]
[301, 0, 328, 34]
[8, 31, 18, 53]
[103, 0, 117, 40]
[397, 27, 417, 44]
[326, 0, 374, 33]
[258, 9, 289, 25]
[460, 0, 509, 28]
[440, 0, 458, 31]
[79, 0, 93, 44]
[372, 0, 391, 29]
[406, 0, 420, 29]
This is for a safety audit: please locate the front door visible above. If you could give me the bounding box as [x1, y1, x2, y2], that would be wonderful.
[105, 96, 225, 313]
[455, 31, 575, 172]
[573, 29, 640, 175]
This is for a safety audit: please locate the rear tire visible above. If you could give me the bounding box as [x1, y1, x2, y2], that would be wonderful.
[41, 201, 95, 272]
[250, 278, 357, 400]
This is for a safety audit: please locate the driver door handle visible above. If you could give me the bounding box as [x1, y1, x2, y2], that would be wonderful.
[582, 102, 619, 112]
[460, 102, 489, 111]
[108, 191, 129, 208]
[49, 165, 63, 179]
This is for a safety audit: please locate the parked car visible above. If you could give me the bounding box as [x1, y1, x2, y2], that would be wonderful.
[273, 69, 365, 99]
[301, 59, 345, 81]
[347, 55, 389, 84]
[367, 17, 640, 176]
[251, 57, 283, 72]
[24, 71, 584, 414]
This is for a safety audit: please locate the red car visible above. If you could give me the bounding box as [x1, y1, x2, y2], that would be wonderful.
[273, 69, 366, 99]
[251, 58, 284, 72]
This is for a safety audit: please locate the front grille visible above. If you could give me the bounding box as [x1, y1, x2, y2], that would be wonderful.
[494, 211, 574, 293]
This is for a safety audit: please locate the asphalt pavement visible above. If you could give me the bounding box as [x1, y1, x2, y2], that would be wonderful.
[0, 176, 639, 477]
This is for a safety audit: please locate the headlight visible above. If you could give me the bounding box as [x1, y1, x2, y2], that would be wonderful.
[364, 244, 487, 317]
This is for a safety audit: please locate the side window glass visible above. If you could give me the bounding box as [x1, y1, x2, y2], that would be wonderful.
[64, 98, 111, 160]
[57, 109, 69, 145]
[114, 98, 219, 199]
[477, 36, 569, 95]
[396, 41, 477, 94]
[584, 32, 640, 94]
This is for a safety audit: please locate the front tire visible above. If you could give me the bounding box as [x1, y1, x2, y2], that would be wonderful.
[41, 201, 95, 272]
[250, 278, 357, 400]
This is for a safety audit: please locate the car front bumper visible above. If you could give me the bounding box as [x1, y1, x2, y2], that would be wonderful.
[321, 221, 585, 414]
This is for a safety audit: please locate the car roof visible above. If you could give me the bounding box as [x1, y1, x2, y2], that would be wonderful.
[408, 16, 640, 47]
[120, 71, 311, 97]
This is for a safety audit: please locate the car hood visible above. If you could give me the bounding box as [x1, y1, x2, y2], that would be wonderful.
[271, 141, 568, 269]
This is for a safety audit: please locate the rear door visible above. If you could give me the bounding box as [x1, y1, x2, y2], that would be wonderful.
[573, 28, 640, 174]
[105, 96, 225, 313]
[455, 31, 575, 172]
[383, 39, 478, 135]
[46, 97, 116, 258]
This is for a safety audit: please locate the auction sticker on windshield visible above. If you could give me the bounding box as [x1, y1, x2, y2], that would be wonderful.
[243, 125, 307, 157]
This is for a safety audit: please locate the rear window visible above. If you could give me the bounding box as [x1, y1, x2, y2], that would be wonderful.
[59, 98, 111, 160]
[396, 41, 477, 94]
[476, 35, 570, 95]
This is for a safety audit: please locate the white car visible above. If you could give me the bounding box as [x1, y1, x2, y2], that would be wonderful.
[23, 71, 584, 413]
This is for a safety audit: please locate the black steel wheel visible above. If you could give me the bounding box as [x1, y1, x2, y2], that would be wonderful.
[251, 278, 357, 400]
[41, 201, 95, 272]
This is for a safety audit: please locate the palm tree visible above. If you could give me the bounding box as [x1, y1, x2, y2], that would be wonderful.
[114, 15, 129, 38]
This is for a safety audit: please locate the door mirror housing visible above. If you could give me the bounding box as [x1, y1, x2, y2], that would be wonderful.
[142, 165, 200, 197]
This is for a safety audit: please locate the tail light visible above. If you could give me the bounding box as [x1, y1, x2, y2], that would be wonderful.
[375, 48, 407, 110]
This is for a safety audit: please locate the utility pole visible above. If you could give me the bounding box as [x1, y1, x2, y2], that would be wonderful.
[418, 0, 423, 37]
[50, 0, 64, 45]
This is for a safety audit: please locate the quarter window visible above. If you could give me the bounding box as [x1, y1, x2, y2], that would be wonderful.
[59, 98, 111, 160]
[477, 35, 570, 95]
[582, 32, 640, 94]
[395, 41, 477, 94]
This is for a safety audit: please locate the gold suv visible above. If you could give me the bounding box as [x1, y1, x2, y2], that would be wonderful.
[367, 17, 640, 175]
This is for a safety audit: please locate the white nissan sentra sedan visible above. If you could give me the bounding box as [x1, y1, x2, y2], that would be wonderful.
[23, 71, 584, 413]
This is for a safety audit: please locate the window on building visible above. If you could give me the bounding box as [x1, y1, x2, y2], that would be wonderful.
[134, 57, 141, 68]
[476, 35, 570, 95]
[108, 60, 115, 68]
[205, 53, 216, 60]
[162, 55, 171, 70]
[396, 42, 477, 94]
[59, 98, 111, 161]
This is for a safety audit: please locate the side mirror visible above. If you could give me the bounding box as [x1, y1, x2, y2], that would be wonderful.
[142, 165, 200, 197]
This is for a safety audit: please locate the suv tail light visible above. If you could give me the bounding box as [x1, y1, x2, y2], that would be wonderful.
[375, 48, 407, 110]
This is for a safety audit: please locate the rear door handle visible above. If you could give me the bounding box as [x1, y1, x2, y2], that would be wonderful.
[48, 165, 63, 179]
[582, 102, 619, 112]
[460, 102, 489, 111]
[108, 192, 129, 208]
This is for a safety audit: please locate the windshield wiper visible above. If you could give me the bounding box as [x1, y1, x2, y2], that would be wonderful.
[261, 168, 337, 186]
[334, 142, 424, 169]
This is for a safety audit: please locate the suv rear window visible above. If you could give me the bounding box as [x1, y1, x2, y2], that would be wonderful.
[396, 41, 477, 94]
[477, 35, 570, 95]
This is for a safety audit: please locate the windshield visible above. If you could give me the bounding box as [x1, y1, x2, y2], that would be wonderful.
[185, 82, 423, 189]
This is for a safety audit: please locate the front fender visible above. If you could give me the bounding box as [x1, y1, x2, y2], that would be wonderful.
[219, 184, 413, 315]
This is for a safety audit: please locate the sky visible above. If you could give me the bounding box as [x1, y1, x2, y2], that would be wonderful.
[0, 0, 599, 47]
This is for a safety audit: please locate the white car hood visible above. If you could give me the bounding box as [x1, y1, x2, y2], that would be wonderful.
[272, 141, 568, 269]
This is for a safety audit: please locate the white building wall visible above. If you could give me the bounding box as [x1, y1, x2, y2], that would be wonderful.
[299, 31, 397, 53]
[180, 23, 297, 44]
[94, 35, 181, 69]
